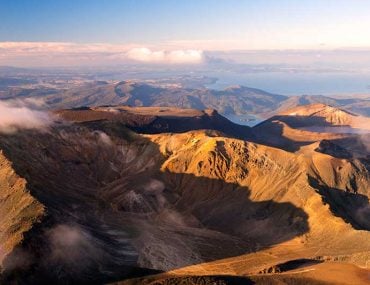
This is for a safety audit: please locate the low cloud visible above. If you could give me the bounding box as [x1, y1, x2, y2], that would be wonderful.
[93, 130, 113, 146]
[1, 248, 33, 272]
[126, 47, 203, 64]
[0, 100, 52, 133]
[46, 225, 97, 266]
[0, 42, 204, 67]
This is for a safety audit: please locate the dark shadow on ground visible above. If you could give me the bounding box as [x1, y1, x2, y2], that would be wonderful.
[260, 115, 346, 129]
[0, 123, 309, 284]
[122, 274, 255, 285]
[251, 115, 362, 154]
[308, 176, 370, 231]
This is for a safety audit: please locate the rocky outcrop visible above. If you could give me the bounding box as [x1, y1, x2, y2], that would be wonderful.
[0, 151, 44, 266]
[0, 106, 369, 283]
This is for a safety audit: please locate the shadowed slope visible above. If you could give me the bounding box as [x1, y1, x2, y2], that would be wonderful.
[0, 108, 369, 283]
[55, 106, 254, 140]
[0, 125, 307, 283]
[253, 104, 370, 155]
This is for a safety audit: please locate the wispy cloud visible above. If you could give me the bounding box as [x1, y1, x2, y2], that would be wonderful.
[3, 41, 370, 68]
[0, 99, 53, 133]
[0, 42, 204, 66]
[126, 47, 203, 64]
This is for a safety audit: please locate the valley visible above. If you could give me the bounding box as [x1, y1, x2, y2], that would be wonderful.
[0, 99, 369, 284]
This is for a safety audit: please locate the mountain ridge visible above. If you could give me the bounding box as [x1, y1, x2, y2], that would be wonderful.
[0, 104, 369, 283]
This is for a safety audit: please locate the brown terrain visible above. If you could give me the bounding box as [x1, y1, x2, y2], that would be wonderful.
[2, 79, 369, 117]
[55, 106, 253, 140]
[0, 104, 369, 284]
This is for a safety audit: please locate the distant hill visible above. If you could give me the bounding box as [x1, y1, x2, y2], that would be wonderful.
[44, 81, 288, 115]
[275, 103, 370, 129]
[273, 95, 370, 117]
[253, 103, 370, 157]
[2, 80, 370, 118]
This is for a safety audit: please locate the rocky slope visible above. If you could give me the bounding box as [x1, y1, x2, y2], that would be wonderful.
[277, 103, 369, 128]
[253, 104, 370, 157]
[0, 105, 369, 283]
[55, 106, 253, 140]
[272, 94, 370, 117]
[0, 152, 44, 268]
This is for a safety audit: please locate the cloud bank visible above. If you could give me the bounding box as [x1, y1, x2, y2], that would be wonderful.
[0, 100, 52, 133]
[0, 42, 204, 67]
[126, 47, 203, 64]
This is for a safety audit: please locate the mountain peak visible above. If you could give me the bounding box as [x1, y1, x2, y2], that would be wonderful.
[278, 103, 362, 126]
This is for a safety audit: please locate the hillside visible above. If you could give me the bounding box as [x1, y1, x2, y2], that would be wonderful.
[45, 81, 287, 116]
[253, 104, 370, 157]
[55, 106, 253, 140]
[0, 106, 369, 283]
[273, 95, 370, 117]
[1, 81, 286, 116]
[2, 79, 370, 119]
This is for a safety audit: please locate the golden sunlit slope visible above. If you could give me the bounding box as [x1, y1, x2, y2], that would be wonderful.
[0, 108, 369, 283]
[253, 104, 370, 158]
[0, 151, 44, 267]
[119, 130, 370, 284]
[278, 103, 370, 129]
[150, 131, 370, 245]
[120, 262, 370, 285]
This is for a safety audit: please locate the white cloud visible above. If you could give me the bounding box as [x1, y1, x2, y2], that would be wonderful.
[0, 42, 204, 66]
[0, 100, 52, 133]
[93, 130, 113, 146]
[126, 47, 203, 64]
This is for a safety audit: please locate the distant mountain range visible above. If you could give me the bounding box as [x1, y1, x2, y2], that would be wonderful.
[2, 80, 370, 117]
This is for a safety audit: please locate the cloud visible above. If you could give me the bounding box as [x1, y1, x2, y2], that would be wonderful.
[46, 225, 97, 266]
[0, 100, 52, 133]
[126, 47, 203, 64]
[93, 130, 113, 146]
[1, 247, 34, 272]
[0, 42, 204, 67]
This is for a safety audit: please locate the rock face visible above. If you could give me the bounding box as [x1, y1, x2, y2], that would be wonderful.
[252, 104, 370, 156]
[0, 104, 369, 283]
[0, 152, 44, 266]
[277, 103, 368, 128]
[315, 139, 353, 159]
[274, 94, 370, 117]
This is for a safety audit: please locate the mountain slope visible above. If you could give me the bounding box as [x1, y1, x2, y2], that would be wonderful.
[274, 94, 370, 117]
[277, 103, 368, 128]
[253, 104, 370, 156]
[0, 152, 44, 267]
[0, 108, 369, 283]
[55, 106, 253, 140]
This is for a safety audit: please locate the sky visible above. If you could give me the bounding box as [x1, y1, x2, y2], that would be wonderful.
[1, 0, 370, 66]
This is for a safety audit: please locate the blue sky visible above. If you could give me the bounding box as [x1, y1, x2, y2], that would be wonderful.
[2, 0, 370, 66]
[1, 0, 370, 48]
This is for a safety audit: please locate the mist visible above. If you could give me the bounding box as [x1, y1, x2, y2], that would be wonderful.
[0, 100, 52, 134]
[46, 225, 98, 266]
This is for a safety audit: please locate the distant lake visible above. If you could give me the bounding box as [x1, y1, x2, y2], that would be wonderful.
[204, 71, 370, 96]
[223, 114, 263, 127]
